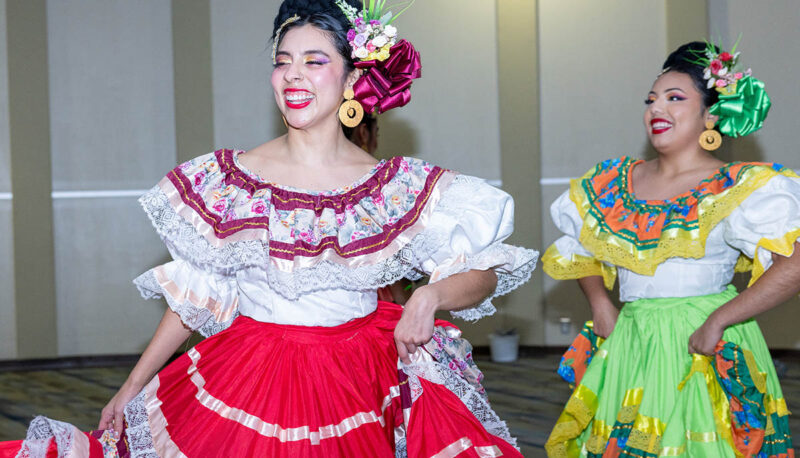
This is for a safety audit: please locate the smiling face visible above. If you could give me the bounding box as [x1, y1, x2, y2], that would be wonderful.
[271, 24, 357, 130]
[644, 70, 717, 154]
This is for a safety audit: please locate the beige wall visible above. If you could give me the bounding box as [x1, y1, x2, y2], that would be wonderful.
[539, 2, 667, 179]
[46, 0, 176, 355]
[47, 0, 177, 190]
[491, 0, 543, 346]
[53, 200, 168, 355]
[210, 0, 281, 150]
[0, 0, 16, 359]
[0, 0, 8, 190]
[0, 201, 12, 360]
[708, 0, 800, 349]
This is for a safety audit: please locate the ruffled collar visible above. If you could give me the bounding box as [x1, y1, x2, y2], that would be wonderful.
[572, 156, 793, 275]
[155, 149, 456, 267]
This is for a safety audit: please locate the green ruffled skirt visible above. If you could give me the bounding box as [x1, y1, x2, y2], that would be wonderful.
[546, 285, 794, 457]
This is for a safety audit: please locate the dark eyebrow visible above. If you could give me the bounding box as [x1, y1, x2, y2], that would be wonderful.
[664, 87, 687, 93]
[275, 51, 290, 58]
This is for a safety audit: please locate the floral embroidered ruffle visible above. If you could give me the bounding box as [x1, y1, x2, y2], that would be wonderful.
[159, 149, 453, 266]
[545, 156, 799, 281]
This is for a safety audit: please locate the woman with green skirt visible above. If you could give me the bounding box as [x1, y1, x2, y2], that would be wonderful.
[543, 41, 798, 457]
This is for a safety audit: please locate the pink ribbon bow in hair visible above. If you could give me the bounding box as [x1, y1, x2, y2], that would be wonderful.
[353, 39, 422, 114]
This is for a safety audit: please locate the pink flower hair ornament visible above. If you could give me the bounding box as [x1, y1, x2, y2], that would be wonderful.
[686, 37, 750, 96]
[335, 0, 421, 114]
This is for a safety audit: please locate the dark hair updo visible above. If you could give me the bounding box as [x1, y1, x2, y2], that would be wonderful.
[272, 0, 361, 74]
[662, 41, 719, 108]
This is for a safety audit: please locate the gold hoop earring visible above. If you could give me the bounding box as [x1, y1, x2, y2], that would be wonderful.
[338, 88, 363, 128]
[282, 115, 288, 129]
[699, 120, 722, 151]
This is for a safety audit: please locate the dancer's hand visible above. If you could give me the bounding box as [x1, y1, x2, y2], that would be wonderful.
[591, 302, 618, 339]
[578, 276, 617, 338]
[97, 309, 191, 435]
[394, 286, 438, 364]
[688, 317, 724, 355]
[99, 380, 142, 434]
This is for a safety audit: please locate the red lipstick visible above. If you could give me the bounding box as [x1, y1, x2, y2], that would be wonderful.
[650, 118, 672, 134]
[284, 88, 314, 109]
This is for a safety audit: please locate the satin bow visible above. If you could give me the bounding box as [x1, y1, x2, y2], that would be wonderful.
[710, 75, 771, 138]
[353, 39, 422, 114]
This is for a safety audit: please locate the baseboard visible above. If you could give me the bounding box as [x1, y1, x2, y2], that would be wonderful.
[471, 345, 565, 357]
[2, 347, 798, 372]
[0, 354, 141, 372]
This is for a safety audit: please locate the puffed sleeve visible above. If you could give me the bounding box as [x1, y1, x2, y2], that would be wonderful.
[541, 190, 617, 289]
[133, 258, 239, 337]
[417, 175, 538, 321]
[723, 174, 800, 286]
[132, 180, 246, 337]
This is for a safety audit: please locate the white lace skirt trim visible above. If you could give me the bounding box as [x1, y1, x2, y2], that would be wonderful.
[403, 361, 519, 450]
[14, 417, 82, 458]
[124, 391, 160, 458]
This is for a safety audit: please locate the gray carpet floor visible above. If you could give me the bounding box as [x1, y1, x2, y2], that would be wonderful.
[1, 353, 798, 457]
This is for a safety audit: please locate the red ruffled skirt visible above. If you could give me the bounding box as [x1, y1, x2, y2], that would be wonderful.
[4, 302, 520, 457]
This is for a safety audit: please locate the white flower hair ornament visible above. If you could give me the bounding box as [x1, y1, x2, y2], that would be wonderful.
[335, 0, 411, 62]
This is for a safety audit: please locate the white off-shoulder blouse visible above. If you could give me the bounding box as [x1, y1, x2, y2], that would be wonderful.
[134, 149, 538, 335]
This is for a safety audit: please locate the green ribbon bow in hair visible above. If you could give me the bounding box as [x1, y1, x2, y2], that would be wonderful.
[709, 75, 771, 138]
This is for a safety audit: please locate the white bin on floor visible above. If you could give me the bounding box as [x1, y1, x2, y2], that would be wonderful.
[488, 332, 519, 363]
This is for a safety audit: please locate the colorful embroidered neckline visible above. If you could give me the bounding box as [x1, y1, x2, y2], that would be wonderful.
[571, 156, 792, 275]
[162, 150, 453, 262]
